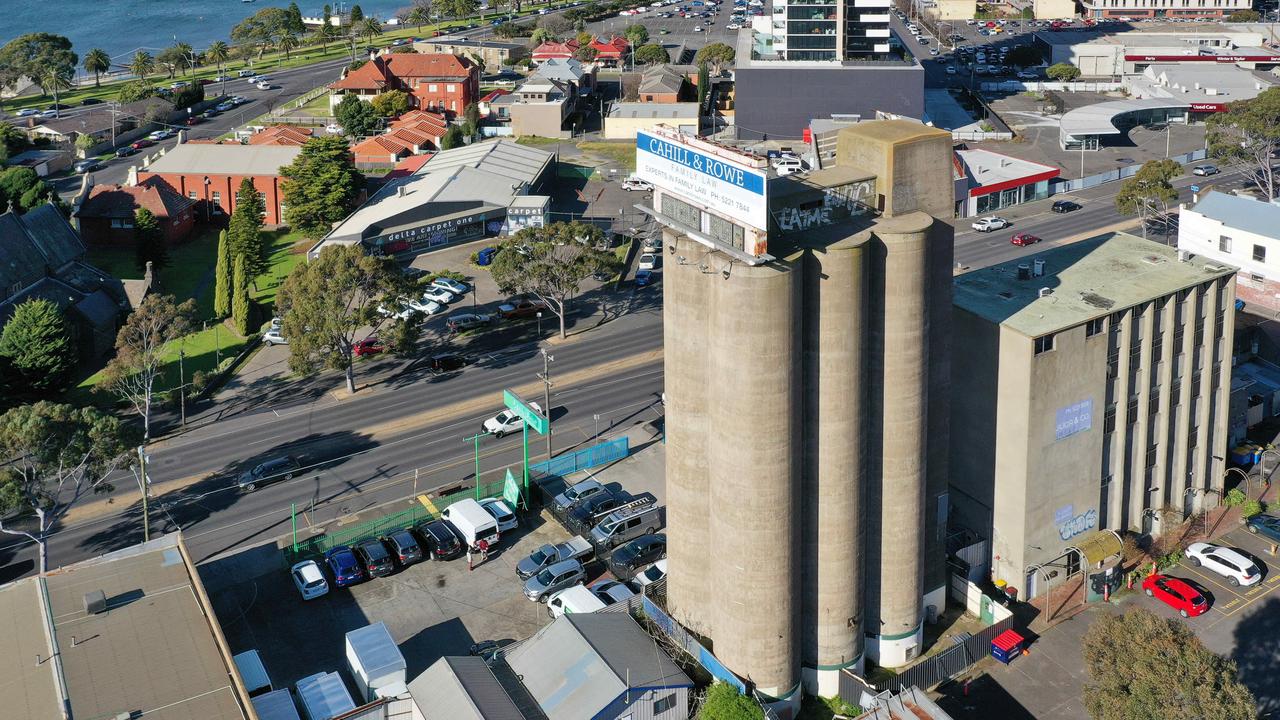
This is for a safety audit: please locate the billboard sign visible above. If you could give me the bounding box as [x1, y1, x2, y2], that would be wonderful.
[1124, 54, 1277, 63]
[635, 128, 769, 231]
[1054, 399, 1092, 441]
[503, 389, 549, 435]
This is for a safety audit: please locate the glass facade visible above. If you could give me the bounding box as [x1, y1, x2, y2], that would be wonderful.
[973, 180, 1050, 215]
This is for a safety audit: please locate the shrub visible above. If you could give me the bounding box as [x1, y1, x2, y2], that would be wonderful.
[1224, 487, 1247, 507]
[1241, 499, 1264, 518]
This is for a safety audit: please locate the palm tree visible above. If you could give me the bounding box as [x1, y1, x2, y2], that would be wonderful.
[129, 50, 154, 82]
[360, 17, 384, 46]
[406, 5, 430, 31]
[279, 32, 299, 60]
[316, 23, 337, 52]
[83, 48, 111, 88]
[41, 67, 72, 116]
[206, 41, 230, 74]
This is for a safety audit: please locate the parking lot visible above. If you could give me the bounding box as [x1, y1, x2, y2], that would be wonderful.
[587, 1, 742, 59]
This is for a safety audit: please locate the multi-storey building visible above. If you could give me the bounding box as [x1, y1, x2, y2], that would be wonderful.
[768, 0, 892, 60]
[329, 53, 480, 118]
[951, 233, 1236, 601]
[1178, 189, 1280, 314]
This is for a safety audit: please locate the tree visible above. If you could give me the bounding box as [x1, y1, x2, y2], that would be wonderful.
[1208, 88, 1280, 199]
[1046, 62, 1081, 81]
[1006, 45, 1043, 68]
[489, 222, 618, 339]
[38, 64, 73, 114]
[280, 136, 364, 239]
[1115, 159, 1180, 241]
[1083, 608, 1254, 720]
[83, 48, 111, 87]
[118, 79, 154, 103]
[0, 33, 77, 102]
[287, 1, 307, 34]
[207, 41, 231, 73]
[0, 166, 57, 214]
[407, 3, 432, 31]
[133, 208, 169, 272]
[232, 7, 294, 59]
[228, 178, 267, 281]
[350, 4, 365, 25]
[697, 62, 709, 108]
[360, 16, 385, 45]
[575, 45, 598, 63]
[75, 132, 97, 155]
[100, 294, 196, 441]
[464, 101, 481, 128]
[232, 253, 252, 336]
[576, 30, 594, 47]
[0, 299, 75, 394]
[0, 123, 30, 163]
[441, 124, 465, 149]
[531, 27, 553, 45]
[694, 42, 735, 73]
[335, 93, 380, 137]
[1228, 8, 1260, 21]
[697, 682, 764, 720]
[634, 43, 670, 66]
[279, 32, 300, 60]
[277, 244, 400, 394]
[0, 402, 135, 572]
[129, 50, 155, 81]
[371, 89, 412, 117]
[214, 230, 232, 318]
[317, 22, 340, 52]
[624, 23, 649, 46]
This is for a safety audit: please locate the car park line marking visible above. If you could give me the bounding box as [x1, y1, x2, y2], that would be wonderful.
[1179, 564, 1249, 602]
[418, 494, 440, 516]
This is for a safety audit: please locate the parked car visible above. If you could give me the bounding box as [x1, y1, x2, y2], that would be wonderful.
[115, 146, 138, 158]
[262, 328, 287, 346]
[74, 160, 104, 174]
[291, 560, 329, 600]
[1141, 574, 1208, 618]
[324, 546, 366, 587]
[630, 558, 668, 590]
[971, 216, 1010, 232]
[565, 491, 623, 535]
[1017, 70, 1039, 80]
[552, 478, 607, 517]
[414, 519, 464, 560]
[1192, 164, 1219, 176]
[446, 313, 492, 333]
[638, 253, 659, 271]
[353, 538, 395, 579]
[406, 298, 444, 316]
[480, 497, 518, 534]
[383, 528, 423, 568]
[1051, 200, 1081, 213]
[432, 277, 469, 295]
[1010, 233, 1041, 247]
[516, 536, 593, 579]
[621, 176, 653, 191]
[634, 269, 654, 287]
[1245, 512, 1280, 542]
[591, 579, 636, 605]
[498, 298, 549, 319]
[353, 337, 385, 357]
[606, 534, 667, 581]
[420, 287, 457, 304]
[482, 401, 542, 437]
[237, 456, 301, 491]
[130, 139, 156, 150]
[1185, 542, 1261, 586]
[15, 108, 38, 117]
[524, 559, 586, 601]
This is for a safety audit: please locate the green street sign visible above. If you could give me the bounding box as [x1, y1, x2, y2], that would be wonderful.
[503, 388, 549, 435]
[502, 468, 521, 507]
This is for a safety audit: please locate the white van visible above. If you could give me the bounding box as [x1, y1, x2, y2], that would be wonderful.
[772, 155, 805, 177]
[441, 498, 500, 547]
[546, 584, 606, 618]
[233, 649, 272, 698]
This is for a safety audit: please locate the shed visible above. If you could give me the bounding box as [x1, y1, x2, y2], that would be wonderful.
[295, 671, 356, 720]
[346, 622, 408, 701]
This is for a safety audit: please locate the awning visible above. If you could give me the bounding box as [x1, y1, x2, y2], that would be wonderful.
[1071, 530, 1123, 565]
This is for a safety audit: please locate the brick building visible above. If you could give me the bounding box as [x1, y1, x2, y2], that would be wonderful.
[74, 180, 198, 246]
[588, 36, 630, 67]
[133, 143, 302, 226]
[329, 53, 480, 118]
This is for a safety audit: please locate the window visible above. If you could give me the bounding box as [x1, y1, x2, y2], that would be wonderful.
[1086, 318, 1104, 337]
[1219, 235, 1232, 253]
[1255, 244, 1267, 263]
[1034, 334, 1055, 354]
[110, 218, 134, 229]
[211, 191, 222, 204]
[653, 693, 678, 715]
[1104, 405, 1116, 433]
[187, 190, 197, 200]
[428, 83, 439, 92]
[447, 84, 457, 92]
[1252, 273, 1266, 285]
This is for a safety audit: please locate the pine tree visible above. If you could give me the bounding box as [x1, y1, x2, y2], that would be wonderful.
[214, 229, 232, 318]
[0, 298, 76, 394]
[133, 208, 169, 272]
[232, 253, 252, 336]
[227, 178, 266, 282]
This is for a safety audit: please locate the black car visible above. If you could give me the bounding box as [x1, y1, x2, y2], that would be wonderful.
[607, 534, 667, 580]
[383, 528, 423, 568]
[236, 456, 302, 491]
[115, 146, 138, 158]
[429, 353, 466, 374]
[565, 491, 622, 534]
[414, 519, 463, 560]
[353, 537, 395, 578]
[1051, 200, 1081, 214]
[80, 98, 103, 106]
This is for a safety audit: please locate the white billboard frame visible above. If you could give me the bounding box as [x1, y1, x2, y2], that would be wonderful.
[634, 128, 769, 231]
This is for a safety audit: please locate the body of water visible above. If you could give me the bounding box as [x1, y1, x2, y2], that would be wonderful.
[4, 1, 415, 68]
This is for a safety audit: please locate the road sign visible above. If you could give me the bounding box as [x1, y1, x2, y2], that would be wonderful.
[503, 389, 549, 435]
[502, 468, 521, 507]
[1190, 184, 1200, 193]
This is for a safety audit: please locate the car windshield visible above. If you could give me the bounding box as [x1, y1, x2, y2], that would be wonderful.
[534, 568, 556, 585]
[530, 546, 553, 564]
[641, 565, 662, 581]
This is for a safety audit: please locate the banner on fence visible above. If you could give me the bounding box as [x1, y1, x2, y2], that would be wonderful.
[642, 596, 747, 693]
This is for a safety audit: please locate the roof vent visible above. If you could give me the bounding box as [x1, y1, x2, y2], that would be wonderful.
[1038, 287, 1053, 298]
[1178, 249, 1192, 262]
[84, 590, 107, 615]
[1017, 264, 1031, 280]
[1142, 254, 1164, 265]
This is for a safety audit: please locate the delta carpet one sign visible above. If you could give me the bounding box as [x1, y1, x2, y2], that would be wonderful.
[635, 127, 770, 232]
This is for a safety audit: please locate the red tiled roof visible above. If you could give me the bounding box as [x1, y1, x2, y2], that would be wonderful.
[589, 36, 630, 57]
[76, 180, 197, 221]
[249, 125, 314, 146]
[481, 89, 512, 103]
[390, 127, 437, 147]
[532, 40, 580, 58]
[390, 109, 447, 132]
[331, 53, 475, 91]
[351, 135, 413, 157]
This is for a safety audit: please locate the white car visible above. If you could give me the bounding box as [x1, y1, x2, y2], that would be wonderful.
[325, 123, 343, 134]
[1191, 164, 1219, 176]
[621, 177, 653, 191]
[693, 25, 704, 31]
[971, 216, 1010, 232]
[432, 277, 469, 295]
[591, 579, 636, 604]
[1185, 542, 1261, 587]
[16, 108, 38, 117]
[630, 558, 668, 590]
[726, 22, 742, 29]
[262, 328, 287, 346]
[483, 401, 543, 437]
[256, 81, 272, 90]
[946, 66, 958, 75]
[407, 298, 444, 315]
[421, 287, 457, 304]
[638, 253, 659, 271]
[213, 75, 232, 82]
[480, 497, 518, 533]
[291, 560, 329, 600]
[1017, 71, 1039, 80]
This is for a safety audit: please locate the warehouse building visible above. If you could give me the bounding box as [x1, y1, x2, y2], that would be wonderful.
[641, 120, 954, 705]
[951, 233, 1236, 601]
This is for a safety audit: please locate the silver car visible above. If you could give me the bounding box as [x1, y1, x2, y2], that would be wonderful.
[523, 559, 584, 601]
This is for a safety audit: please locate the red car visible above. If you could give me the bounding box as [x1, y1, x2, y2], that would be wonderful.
[1010, 233, 1041, 247]
[185, 116, 203, 126]
[353, 337, 385, 357]
[130, 139, 155, 150]
[1142, 574, 1209, 618]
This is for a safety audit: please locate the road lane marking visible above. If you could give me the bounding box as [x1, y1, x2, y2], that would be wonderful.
[418, 495, 439, 516]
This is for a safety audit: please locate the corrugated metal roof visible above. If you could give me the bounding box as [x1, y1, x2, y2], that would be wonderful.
[1189, 190, 1280, 239]
[608, 102, 699, 119]
[142, 143, 301, 177]
[1059, 98, 1187, 138]
[419, 139, 553, 185]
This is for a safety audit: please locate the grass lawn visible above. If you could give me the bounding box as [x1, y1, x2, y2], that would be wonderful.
[74, 319, 249, 401]
[516, 136, 565, 147]
[85, 227, 220, 315]
[577, 141, 637, 171]
[250, 228, 312, 310]
[294, 91, 334, 118]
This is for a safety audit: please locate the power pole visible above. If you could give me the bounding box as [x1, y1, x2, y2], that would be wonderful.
[136, 445, 151, 542]
[538, 348, 554, 459]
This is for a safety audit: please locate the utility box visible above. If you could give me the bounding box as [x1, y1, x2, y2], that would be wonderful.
[345, 622, 408, 702]
[295, 671, 355, 720]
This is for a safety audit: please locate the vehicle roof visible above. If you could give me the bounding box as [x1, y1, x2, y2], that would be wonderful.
[293, 561, 325, 582]
[546, 559, 582, 574]
[444, 498, 498, 529]
[1197, 544, 1254, 566]
[325, 545, 355, 558]
[1157, 575, 1200, 593]
[548, 584, 605, 610]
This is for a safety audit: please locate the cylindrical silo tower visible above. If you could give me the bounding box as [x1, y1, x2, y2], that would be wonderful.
[663, 232, 713, 637]
[866, 213, 934, 667]
[707, 256, 802, 700]
[801, 240, 868, 695]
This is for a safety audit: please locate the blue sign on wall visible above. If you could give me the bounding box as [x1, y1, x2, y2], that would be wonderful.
[1055, 399, 1093, 441]
[1054, 504, 1074, 526]
[1058, 509, 1098, 541]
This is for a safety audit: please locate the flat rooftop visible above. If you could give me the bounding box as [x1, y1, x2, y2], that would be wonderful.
[1036, 29, 1260, 47]
[0, 534, 250, 720]
[957, 148, 1058, 190]
[954, 232, 1236, 337]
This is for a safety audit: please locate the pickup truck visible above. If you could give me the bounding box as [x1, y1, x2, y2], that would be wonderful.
[516, 536, 593, 579]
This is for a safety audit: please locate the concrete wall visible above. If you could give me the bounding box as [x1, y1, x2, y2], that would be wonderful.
[511, 102, 571, 138]
[932, 0, 976, 21]
[733, 65, 924, 141]
[604, 114, 699, 140]
[1034, 0, 1078, 19]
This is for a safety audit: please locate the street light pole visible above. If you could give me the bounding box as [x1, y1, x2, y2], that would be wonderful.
[136, 445, 151, 542]
[538, 348, 554, 459]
